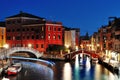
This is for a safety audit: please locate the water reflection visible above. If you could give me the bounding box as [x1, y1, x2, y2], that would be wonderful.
[85, 57, 91, 72]
[8, 62, 54, 80]
[74, 55, 80, 80]
[73, 54, 119, 80]
[1, 58, 119, 80]
[63, 63, 72, 80]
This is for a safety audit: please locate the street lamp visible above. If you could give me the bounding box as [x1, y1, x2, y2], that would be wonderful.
[3, 44, 9, 56]
[80, 44, 83, 50]
[3, 44, 9, 49]
[65, 44, 69, 48]
[65, 44, 70, 53]
[76, 46, 78, 51]
[28, 43, 32, 48]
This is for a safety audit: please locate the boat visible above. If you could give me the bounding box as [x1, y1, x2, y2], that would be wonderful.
[92, 58, 98, 64]
[2, 77, 9, 80]
[6, 63, 22, 75]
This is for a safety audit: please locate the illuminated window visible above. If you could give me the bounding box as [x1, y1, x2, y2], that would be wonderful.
[13, 36, 15, 40]
[48, 34, 50, 39]
[42, 26, 44, 31]
[41, 35, 44, 39]
[48, 26, 51, 31]
[53, 35, 56, 39]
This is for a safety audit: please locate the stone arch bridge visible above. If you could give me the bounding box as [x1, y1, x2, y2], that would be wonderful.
[0, 47, 43, 59]
[64, 50, 100, 61]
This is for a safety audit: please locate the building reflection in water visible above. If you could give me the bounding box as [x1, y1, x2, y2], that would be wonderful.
[63, 62, 72, 80]
[94, 63, 119, 80]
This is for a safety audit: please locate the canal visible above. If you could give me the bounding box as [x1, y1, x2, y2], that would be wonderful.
[1, 57, 119, 80]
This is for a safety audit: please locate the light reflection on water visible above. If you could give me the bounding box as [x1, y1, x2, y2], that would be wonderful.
[74, 55, 80, 80]
[63, 63, 72, 80]
[94, 63, 119, 80]
[72, 55, 119, 80]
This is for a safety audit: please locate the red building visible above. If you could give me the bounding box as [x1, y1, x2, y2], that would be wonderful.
[6, 12, 63, 52]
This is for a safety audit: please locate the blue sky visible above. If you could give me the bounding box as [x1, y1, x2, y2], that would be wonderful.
[1, 0, 120, 35]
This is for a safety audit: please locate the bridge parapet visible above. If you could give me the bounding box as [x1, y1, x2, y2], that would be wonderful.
[63, 50, 100, 61]
[0, 47, 43, 58]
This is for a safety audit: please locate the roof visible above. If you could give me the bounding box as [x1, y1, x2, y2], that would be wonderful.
[64, 27, 80, 31]
[7, 11, 44, 19]
[0, 22, 5, 27]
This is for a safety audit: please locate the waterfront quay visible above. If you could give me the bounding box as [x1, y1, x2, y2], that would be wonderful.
[98, 57, 120, 75]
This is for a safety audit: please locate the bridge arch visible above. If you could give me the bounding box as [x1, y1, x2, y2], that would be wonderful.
[64, 50, 99, 61]
[72, 52, 91, 59]
[1, 47, 43, 58]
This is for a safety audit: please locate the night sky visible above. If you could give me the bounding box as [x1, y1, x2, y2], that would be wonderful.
[1, 0, 120, 35]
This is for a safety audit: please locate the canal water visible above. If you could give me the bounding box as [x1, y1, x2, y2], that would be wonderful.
[1, 57, 119, 80]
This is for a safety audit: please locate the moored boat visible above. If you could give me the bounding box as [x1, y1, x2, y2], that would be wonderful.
[7, 63, 22, 76]
[2, 77, 9, 80]
[92, 58, 98, 63]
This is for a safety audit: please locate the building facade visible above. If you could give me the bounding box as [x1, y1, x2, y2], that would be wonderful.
[0, 22, 6, 48]
[96, 17, 120, 61]
[6, 12, 63, 52]
[90, 32, 100, 52]
[64, 27, 80, 51]
[80, 32, 90, 51]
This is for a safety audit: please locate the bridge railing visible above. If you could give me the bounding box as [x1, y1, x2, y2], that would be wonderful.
[63, 50, 100, 60]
